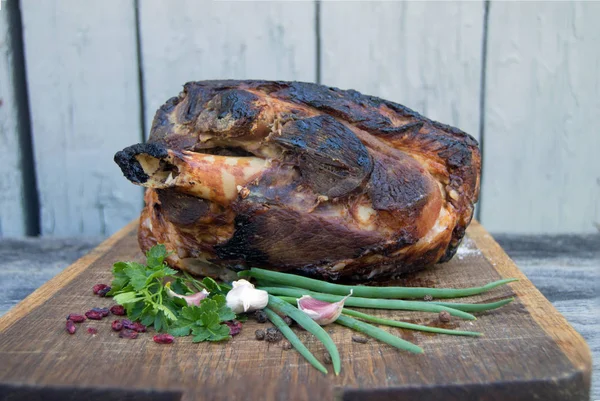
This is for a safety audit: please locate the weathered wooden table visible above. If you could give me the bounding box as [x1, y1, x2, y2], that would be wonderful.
[0, 232, 598, 399]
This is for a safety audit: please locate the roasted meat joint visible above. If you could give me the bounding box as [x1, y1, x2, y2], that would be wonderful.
[114, 80, 481, 281]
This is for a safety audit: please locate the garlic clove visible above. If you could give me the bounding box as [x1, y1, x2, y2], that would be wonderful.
[166, 283, 208, 307]
[297, 292, 352, 325]
[232, 279, 255, 289]
[226, 281, 269, 314]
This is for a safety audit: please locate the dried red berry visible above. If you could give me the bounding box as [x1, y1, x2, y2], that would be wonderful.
[85, 310, 104, 320]
[65, 320, 77, 334]
[90, 307, 110, 317]
[119, 329, 138, 339]
[98, 286, 111, 297]
[132, 322, 147, 333]
[226, 320, 242, 336]
[111, 320, 123, 331]
[66, 314, 86, 323]
[110, 305, 126, 316]
[92, 284, 109, 295]
[153, 334, 175, 344]
[122, 319, 135, 330]
[87, 327, 98, 335]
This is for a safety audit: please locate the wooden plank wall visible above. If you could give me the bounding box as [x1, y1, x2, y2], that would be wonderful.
[0, 2, 28, 236]
[138, 0, 316, 134]
[19, 0, 143, 236]
[321, 1, 484, 141]
[481, 1, 600, 233]
[0, 0, 598, 236]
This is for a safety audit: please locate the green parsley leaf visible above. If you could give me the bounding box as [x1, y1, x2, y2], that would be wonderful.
[113, 291, 144, 305]
[124, 265, 149, 291]
[167, 298, 235, 342]
[192, 324, 230, 342]
[169, 278, 191, 295]
[212, 294, 236, 321]
[146, 244, 167, 268]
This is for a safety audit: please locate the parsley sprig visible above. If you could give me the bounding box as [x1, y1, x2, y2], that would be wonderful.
[108, 244, 235, 340]
[169, 295, 235, 342]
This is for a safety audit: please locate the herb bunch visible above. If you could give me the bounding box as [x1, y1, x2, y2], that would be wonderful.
[108, 245, 235, 341]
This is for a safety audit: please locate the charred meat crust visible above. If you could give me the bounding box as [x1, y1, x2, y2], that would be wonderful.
[121, 80, 481, 281]
[114, 143, 168, 184]
[156, 188, 210, 227]
[214, 208, 384, 270]
[274, 115, 373, 198]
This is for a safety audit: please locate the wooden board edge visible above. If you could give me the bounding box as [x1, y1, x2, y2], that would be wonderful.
[0, 220, 139, 333]
[466, 220, 592, 375]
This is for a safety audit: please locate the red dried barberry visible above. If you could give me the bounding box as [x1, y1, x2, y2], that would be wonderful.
[122, 319, 135, 330]
[111, 320, 123, 331]
[85, 310, 104, 320]
[110, 305, 126, 316]
[87, 327, 98, 335]
[132, 322, 147, 333]
[226, 320, 242, 336]
[66, 314, 86, 323]
[92, 284, 109, 295]
[90, 307, 110, 317]
[65, 320, 77, 334]
[119, 329, 138, 339]
[153, 334, 175, 344]
[98, 286, 111, 297]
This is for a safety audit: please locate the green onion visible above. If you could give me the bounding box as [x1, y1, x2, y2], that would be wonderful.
[264, 308, 328, 375]
[431, 298, 514, 312]
[260, 287, 477, 320]
[342, 309, 482, 337]
[267, 295, 342, 375]
[335, 315, 424, 354]
[240, 268, 517, 299]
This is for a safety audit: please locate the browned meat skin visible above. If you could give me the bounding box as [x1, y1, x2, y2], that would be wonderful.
[115, 80, 481, 281]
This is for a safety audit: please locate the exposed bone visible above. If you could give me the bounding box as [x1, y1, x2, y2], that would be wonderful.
[134, 149, 268, 205]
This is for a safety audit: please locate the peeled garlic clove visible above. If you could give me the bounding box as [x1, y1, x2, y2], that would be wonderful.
[166, 284, 208, 307]
[226, 281, 269, 314]
[297, 292, 352, 325]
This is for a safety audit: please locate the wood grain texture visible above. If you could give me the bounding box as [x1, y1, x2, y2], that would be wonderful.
[138, 0, 316, 134]
[20, 0, 143, 236]
[320, 1, 484, 140]
[0, 3, 27, 236]
[0, 221, 591, 401]
[481, 1, 600, 233]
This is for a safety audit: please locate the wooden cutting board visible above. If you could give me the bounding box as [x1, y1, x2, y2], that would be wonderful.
[0, 221, 591, 401]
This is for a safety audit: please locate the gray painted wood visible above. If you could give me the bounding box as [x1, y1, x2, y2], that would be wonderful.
[320, 1, 484, 140]
[138, 0, 316, 134]
[19, 0, 143, 236]
[0, 4, 27, 236]
[0, 234, 597, 398]
[481, 1, 600, 234]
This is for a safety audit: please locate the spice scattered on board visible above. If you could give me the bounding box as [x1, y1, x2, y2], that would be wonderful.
[352, 335, 369, 344]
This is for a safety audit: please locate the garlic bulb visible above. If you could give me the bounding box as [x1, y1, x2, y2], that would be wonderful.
[226, 279, 269, 314]
[297, 292, 352, 325]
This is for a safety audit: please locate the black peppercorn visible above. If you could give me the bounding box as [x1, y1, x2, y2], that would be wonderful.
[255, 310, 268, 323]
[265, 327, 282, 343]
